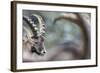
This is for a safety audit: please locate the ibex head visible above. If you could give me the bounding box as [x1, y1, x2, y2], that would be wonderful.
[23, 14, 46, 56]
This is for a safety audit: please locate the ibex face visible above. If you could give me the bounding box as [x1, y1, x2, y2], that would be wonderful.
[31, 35, 46, 55]
[23, 14, 46, 56]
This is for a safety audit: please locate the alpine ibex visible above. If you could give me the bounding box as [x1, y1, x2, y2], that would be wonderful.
[23, 14, 46, 62]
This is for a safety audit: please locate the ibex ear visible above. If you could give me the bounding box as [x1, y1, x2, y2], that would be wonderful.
[30, 15, 39, 24]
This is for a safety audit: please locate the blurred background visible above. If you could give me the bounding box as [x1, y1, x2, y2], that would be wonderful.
[23, 10, 91, 62]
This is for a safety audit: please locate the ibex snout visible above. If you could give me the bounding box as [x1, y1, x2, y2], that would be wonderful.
[31, 45, 46, 56]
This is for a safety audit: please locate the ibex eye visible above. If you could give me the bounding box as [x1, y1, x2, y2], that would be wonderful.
[35, 41, 38, 44]
[31, 36, 38, 39]
[31, 36, 34, 39]
[31, 46, 36, 53]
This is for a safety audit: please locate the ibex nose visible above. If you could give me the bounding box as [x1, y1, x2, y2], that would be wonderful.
[41, 49, 46, 55]
[43, 51, 46, 54]
[43, 50, 46, 54]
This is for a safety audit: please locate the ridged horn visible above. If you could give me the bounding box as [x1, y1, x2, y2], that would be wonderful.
[23, 16, 38, 37]
[31, 14, 45, 36]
